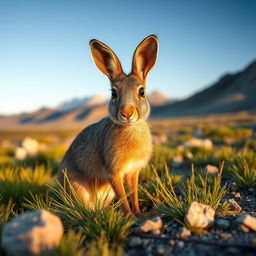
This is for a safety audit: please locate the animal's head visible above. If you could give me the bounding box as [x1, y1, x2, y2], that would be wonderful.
[90, 35, 158, 126]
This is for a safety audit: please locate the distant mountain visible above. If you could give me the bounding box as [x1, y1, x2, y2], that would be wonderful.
[2, 58, 255, 128]
[152, 59, 256, 117]
[0, 91, 169, 127]
[57, 94, 107, 112]
[147, 90, 169, 106]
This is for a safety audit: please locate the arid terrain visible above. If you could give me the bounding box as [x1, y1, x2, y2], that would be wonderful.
[0, 112, 256, 255]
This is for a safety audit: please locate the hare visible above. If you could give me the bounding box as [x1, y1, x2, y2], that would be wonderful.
[58, 35, 158, 216]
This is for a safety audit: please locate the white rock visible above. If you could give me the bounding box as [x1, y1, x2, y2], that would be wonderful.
[177, 241, 185, 248]
[15, 147, 27, 160]
[185, 202, 215, 228]
[204, 165, 219, 175]
[22, 137, 39, 156]
[177, 145, 185, 151]
[234, 193, 241, 199]
[236, 214, 256, 231]
[182, 138, 213, 149]
[178, 227, 191, 238]
[152, 134, 168, 145]
[171, 155, 183, 168]
[151, 229, 161, 235]
[1, 210, 64, 256]
[138, 216, 162, 233]
[185, 152, 193, 159]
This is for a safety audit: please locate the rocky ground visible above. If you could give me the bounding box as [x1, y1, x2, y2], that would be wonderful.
[126, 188, 256, 256]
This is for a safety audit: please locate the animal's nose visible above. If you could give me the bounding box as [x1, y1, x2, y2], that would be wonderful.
[120, 106, 134, 118]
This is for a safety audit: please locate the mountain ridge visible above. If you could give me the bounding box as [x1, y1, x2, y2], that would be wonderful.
[151, 59, 256, 117]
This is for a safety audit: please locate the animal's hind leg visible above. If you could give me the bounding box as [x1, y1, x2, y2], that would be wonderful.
[95, 184, 115, 207]
[70, 179, 94, 208]
[57, 169, 94, 208]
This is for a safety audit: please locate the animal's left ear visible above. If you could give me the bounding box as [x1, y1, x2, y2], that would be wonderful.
[131, 35, 158, 83]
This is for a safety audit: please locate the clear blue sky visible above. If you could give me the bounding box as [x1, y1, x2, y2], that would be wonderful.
[1, 0, 256, 115]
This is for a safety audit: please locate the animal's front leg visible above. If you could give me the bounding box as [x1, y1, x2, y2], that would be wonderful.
[125, 170, 141, 216]
[108, 173, 133, 216]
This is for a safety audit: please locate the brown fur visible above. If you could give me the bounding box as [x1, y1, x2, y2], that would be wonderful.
[58, 35, 158, 216]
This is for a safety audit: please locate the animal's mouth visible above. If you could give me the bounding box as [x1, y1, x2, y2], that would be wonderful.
[118, 119, 138, 125]
[109, 113, 139, 126]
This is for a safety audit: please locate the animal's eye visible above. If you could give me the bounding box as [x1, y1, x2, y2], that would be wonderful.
[111, 89, 117, 99]
[138, 87, 145, 97]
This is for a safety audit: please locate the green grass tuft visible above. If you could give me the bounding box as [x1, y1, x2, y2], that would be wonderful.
[46, 174, 134, 244]
[40, 230, 85, 256]
[228, 151, 256, 188]
[143, 163, 227, 220]
[0, 166, 53, 208]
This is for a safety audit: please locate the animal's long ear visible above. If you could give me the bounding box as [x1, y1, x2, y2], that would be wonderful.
[132, 35, 158, 83]
[90, 39, 123, 81]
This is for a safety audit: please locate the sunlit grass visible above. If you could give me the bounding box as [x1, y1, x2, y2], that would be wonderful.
[205, 126, 253, 143]
[228, 151, 256, 188]
[139, 165, 183, 209]
[85, 232, 123, 256]
[41, 230, 85, 256]
[0, 165, 54, 207]
[143, 164, 228, 220]
[0, 120, 256, 254]
[188, 146, 236, 167]
[25, 172, 134, 245]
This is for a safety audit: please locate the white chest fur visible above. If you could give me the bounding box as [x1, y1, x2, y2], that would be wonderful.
[122, 159, 147, 177]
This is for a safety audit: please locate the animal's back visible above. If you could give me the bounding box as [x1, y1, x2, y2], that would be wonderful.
[59, 117, 111, 179]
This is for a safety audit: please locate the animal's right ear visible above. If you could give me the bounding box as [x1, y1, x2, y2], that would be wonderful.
[90, 39, 124, 81]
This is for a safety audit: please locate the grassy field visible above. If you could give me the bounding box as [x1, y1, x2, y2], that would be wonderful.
[0, 113, 256, 255]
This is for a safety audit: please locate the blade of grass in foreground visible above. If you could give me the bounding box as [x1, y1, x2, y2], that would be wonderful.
[143, 163, 228, 220]
[228, 151, 256, 188]
[49, 171, 134, 243]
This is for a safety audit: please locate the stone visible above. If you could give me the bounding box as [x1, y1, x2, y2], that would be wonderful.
[1, 210, 64, 256]
[169, 240, 176, 246]
[129, 237, 142, 247]
[22, 137, 39, 156]
[220, 233, 231, 240]
[204, 165, 218, 175]
[236, 214, 256, 231]
[152, 134, 168, 145]
[248, 188, 255, 192]
[182, 138, 213, 149]
[178, 227, 191, 238]
[151, 229, 161, 235]
[15, 147, 27, 160]
[216, 219, 229, 229]
[239, 224, 250, 232]
[171, 155, 183, 168]
[177, 145, 185, 151]
[138, 216, 162, 233]
[177, 241, 185, 248]
[251, 238, 256, 244]
[185, 152, 193, 159]
[156, 245, 165, 254]
[234, 193, 241, 199]
[228, 199, 242, 212]
[184, 202, 215, 228]
[229, 182, 238, 192]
